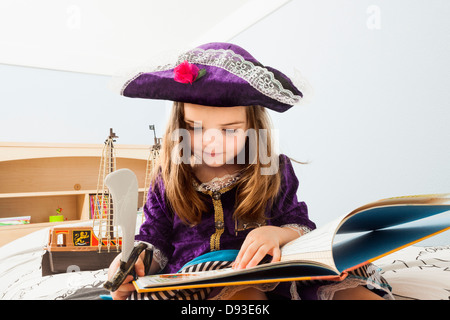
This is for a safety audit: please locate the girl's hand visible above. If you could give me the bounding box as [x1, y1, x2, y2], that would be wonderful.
[232, 226, 298, 270]
[107, 251, 146, 300]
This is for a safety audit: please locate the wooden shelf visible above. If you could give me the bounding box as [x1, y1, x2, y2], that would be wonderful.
[0, 188, 146, 199]
[0, 141, 151, 162]
[0, 190, 97, 199]
[0, 141, 151, 247]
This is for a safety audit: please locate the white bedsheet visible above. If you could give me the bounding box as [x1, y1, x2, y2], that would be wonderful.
[375, 245, 450, 300]
[0, 222, 449, 300]
[0, 221, 108, 300]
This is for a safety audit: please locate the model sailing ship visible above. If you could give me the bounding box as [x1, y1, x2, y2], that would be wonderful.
[41, 127, 161, 276]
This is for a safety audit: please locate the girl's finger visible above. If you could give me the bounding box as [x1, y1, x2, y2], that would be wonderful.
[111, 274, 134, 300]
[244, 244, 271, 269]
[236, 241, 262, 270]
[117, 282, 136, 293]
[271, 246, 281, 263]
[134, 256, 146, 277]
[107, 253, 122, 279]
[233, 237, 253, 268]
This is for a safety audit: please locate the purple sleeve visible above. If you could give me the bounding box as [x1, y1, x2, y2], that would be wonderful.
[268, 154, 316, 231]
[135, 175, 174, 260]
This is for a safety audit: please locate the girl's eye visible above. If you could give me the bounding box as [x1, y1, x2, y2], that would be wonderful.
[187, 126, 237, 134]
[223, 129, 237, 134]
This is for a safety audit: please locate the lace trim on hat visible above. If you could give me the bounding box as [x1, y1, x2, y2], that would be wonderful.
[117, 48, 305, 106]
[180, 48, 302, 106]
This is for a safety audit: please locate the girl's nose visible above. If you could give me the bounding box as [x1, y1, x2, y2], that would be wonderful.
[202, 129, 224, 150]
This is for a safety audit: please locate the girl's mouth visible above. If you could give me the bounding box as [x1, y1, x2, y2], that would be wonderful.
[206, 151, 221, 157]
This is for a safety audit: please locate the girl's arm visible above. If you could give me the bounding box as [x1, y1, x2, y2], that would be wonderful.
[232, 225, 301, 270]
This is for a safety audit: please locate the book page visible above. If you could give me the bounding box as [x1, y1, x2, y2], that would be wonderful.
[280, 216, 345, 272]
[346, 194, 450, 219]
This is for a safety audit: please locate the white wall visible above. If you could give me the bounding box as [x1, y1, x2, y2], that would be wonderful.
[231, 0, 450, 243]
[1, 0, 449, 242]
[0, 0, 259, 75]
[0, 64, 168, 145]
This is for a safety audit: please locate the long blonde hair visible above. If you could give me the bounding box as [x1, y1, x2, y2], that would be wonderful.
[149, 102, 284, 226]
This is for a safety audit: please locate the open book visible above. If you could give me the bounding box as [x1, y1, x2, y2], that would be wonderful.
[133, 193, 450, 293]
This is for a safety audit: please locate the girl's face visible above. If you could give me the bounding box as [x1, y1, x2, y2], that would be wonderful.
[184, 103, 248, 167]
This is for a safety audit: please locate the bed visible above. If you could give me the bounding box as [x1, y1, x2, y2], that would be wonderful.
[1, 221, 449, 300]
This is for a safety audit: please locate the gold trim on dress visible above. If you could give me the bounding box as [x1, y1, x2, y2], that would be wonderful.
[204, 185, 235, 251]
[193, 181, 236, 252]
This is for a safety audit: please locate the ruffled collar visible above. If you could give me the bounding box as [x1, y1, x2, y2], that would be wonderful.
[192, 172, 241, 192]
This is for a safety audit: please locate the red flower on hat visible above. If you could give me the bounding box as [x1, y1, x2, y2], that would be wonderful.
[174, 60, 206, 84]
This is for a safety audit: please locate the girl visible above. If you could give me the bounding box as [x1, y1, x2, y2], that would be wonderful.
[107, 42, 392, 300]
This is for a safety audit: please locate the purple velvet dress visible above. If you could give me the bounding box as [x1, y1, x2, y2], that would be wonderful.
[135, 154, 315, 273]
[134, 154, 392, 300]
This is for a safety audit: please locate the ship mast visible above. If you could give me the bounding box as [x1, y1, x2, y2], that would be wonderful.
[94, 128, 119, 253]
[142, 125, 161, 224]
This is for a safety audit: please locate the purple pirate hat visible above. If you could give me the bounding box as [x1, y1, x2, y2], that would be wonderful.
[119, 42, 305, 113]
